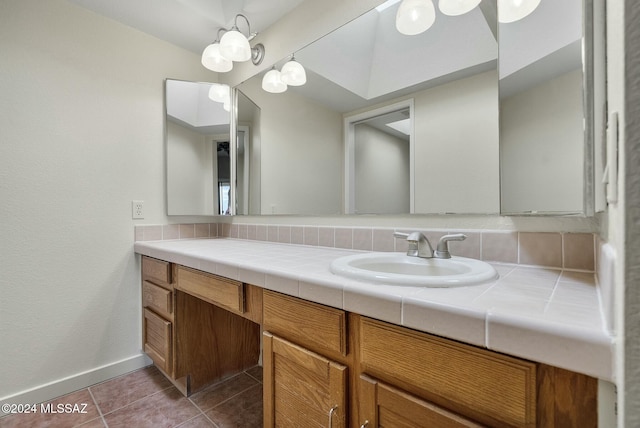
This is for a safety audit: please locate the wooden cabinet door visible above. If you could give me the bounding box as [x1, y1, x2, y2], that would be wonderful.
[143, 308, 172, 375]
[359, 375, 484, 428]
[263, 332, 347, 428]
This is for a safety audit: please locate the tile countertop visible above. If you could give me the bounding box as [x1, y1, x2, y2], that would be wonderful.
[134, 238, 615, 382]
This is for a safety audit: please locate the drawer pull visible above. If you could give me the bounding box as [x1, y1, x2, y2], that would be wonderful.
[360, 421, 369, 428]
[328, 405, 338, 428]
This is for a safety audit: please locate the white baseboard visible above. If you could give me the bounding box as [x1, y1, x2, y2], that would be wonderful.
[1, 353, 152, 415]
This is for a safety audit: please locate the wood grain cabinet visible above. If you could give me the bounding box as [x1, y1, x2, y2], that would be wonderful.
[359, 375, 483, 428]
[262, 290, 350, 427]
[141, 257, 175, 376]
[261, 290, 597, 428]
[140, 258, 597, 427]
[140, 256, 261, 396]
[263, 332, 347, 428]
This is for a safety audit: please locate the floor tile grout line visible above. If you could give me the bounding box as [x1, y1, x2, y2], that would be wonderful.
[86, 387, 108, 428]
[244, 371, 263, 384]
[184, 399, 220, 428]
[192, 382, 261, 414]
[96, 384, 176, 418]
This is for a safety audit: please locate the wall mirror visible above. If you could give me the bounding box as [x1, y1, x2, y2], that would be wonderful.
[498, 0, 603, 215]
[165, 79, 231, 215]
[236, 90, 261, 215]
[236, 0, 500, 215]
[166, 0, 604, 217]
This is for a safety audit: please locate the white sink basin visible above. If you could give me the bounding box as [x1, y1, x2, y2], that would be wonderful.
[330, 252, 499, 287]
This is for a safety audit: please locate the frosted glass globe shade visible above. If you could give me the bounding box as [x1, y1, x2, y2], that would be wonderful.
[201, 43, 232, 72]
[262, 69, 287, 93]
[498, 0, 541, 23]
[280, 60, 307, 86]
[219, 30, 251, 62]
[208, 83, 230, 103]
[396, 0, 436, 36]
[438, 0, 481, 16]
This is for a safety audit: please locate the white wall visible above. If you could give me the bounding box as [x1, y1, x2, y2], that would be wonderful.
[354, 124, 410, 214]
[500, 69, 584, 213]
[413, 70, 500, 214]
[0, 0, 217, 404]
[166, 122, 216, 215]
[238, 77, 343, 215]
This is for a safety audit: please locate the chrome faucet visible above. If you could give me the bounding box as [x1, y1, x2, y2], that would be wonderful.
[393, 231, 434, 258]
[393, 232, 467, 259]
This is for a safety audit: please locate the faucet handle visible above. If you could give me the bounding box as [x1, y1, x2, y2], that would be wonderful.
[434, 234, 467, 259]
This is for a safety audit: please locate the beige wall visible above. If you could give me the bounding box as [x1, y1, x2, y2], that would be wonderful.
[354, 124, 410, 214]
[0, 0, 217, 404]
[500, 69, 584, 213]
[166, 122, 217, 215]
[238, 76, 343, 215]
[413, 70, 500, 214]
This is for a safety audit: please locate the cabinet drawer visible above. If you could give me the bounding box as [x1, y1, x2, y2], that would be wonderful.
[142, 256, 172, 286]
[176, 266, 244, 314]
[263, 290, 347, 356]
[359, 318, 536, 428]
[143, 280, 173, 319]
[359, 375, 483, 428]
[143, 308, 172, 375]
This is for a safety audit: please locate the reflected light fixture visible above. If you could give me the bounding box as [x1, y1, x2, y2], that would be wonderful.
[262, 66, 287, 93]
[438, 0, 481, 16]
[498, 0, 541, 23]
[219, 14, 265, 65]
[396, 0, 436, 35]
[208, 83, 230, 103]
[201, 29, 232, 72]
[280, 55, 307, 86]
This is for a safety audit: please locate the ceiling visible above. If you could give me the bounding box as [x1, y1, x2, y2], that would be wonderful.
[67, 0, 306, 54]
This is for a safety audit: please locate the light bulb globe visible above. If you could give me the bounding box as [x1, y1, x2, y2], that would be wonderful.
[262, 69, 287, 93]
[201, 43, 232, 72]
[280, 60, 307, 86]
[396, 0, 436, 36]
[219, 30, 251, 62]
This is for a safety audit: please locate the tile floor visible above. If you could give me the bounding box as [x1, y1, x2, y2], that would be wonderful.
[0, 365, 263, 428]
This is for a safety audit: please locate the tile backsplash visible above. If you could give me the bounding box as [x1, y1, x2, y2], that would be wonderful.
[134, 223, 596, 272]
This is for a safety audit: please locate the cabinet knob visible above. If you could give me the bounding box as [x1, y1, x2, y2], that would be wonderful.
[360, 421, 370, 428]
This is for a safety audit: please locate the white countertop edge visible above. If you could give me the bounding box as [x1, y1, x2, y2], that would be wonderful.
[134, 238, 615, 381]
[486, 310, 615, 381]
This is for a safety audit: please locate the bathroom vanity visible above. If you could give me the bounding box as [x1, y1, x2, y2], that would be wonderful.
[136, 238, 611, 427]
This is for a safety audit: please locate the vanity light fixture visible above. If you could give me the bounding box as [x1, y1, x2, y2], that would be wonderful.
[262, 66, 287, 93]
[219, 14, 265, 65]
[396, 0, 436, 35]
[497, 0, 541, 23]
[202, 29, 233, 72]
[279, 55, 307, 86]
[438, 0, 481, 16]
[201, 15, 265, 73]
